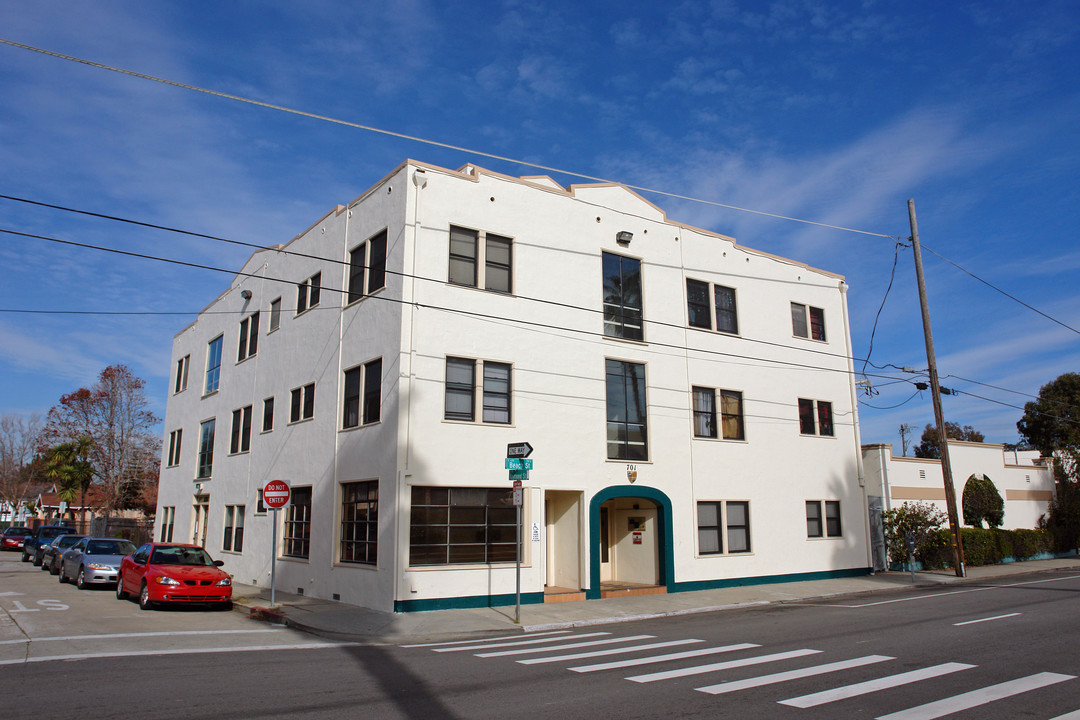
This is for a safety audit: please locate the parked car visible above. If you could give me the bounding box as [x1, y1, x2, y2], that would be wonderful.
[1, 526, 32, 551]
[116, 543, 232, 610]
[22, 525, 77, 564]
[60, 537, 137, 589]
[41, 533, 87, 574]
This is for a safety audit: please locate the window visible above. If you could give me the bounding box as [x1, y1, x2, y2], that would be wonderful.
[160, 506, 175, 542]
[174, 355, 189, 393]
[798, 399, 834, 437]
[343, 358, 382, 429]
[283, 487, 311, 559]
[296, 272, 321, 315]
[340, 481, 378, 565]
[262, 397, 274, 433]
[197, 419, 215, 479]
[255, 489, 266, 515]
[602, 252, 643, 341]
[697, 500, 751, 555]
[223, 505, 245, 553]
[167, 429, 182, 467]
[230, 405, 252, 454]
[237, 312, 260, 361]
[444, 357, 512, 424]
[204, 336, 223, 394]
[692, 387, 744, 440]
[409, 486, 516, 565]
[791, 303, 826, 341]
[807, 500, 842, 538]
[448, 226, 513, 293]
[269, 298, 281, 332]
[290, 383, 315, 423]
[687, 280, 739, 334]
[605, 359, 647, 460]
[348, 229, 388, 303]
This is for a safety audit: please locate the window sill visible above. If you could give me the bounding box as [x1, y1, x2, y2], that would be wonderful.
[340, 420, 383, 433]
[227, 450, 251, 457]
[601, 334, 648, 346]
[696, 551, 754, 558]
[692, 436, 748, 444]
[408, 561, 531, 572]
[276, 555, 310, 564]
[792, 335, 828, 344]
[807, 535, 844, 541]
[689, 326, 740, 338]
[294, 306, 319, 318]
[288, 417, 315, 426]
[333, 561, 378, 570]
[201, 390, 219, 400]
[220, 549, 243, 556]
[194, 476, 212, 483]
[236, 355, 257, 365]
[441, 418, 515, 427]
[446, 281, 514, 297]
[799, 433, 837, 439]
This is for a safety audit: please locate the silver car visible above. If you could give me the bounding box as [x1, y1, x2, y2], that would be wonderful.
[41, 533, 87, 575]
[59, 537, 137, 589]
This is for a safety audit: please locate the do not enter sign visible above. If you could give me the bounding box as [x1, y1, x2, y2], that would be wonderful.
[263, 480, 291, 509]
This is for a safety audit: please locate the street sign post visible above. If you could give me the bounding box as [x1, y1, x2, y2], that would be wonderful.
[505, 443, 533, 624]
[263, 480, 291, 607]
[507, 442, 533, 458]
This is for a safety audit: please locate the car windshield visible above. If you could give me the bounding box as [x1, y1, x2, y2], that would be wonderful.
[40, 528, 70, 538]
[5, 528, 30, 535]
[56, 536, 82, 548]
[87, 540, 135, 555]
[149, 547, 216, 566]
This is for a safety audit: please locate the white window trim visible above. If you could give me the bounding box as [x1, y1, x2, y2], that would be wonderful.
[696, 499, 753, 557]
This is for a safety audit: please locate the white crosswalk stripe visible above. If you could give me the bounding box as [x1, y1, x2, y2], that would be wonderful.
[875, 672, 1077, 720]
[568, 642, 761, 673]
[625, 648, 821, 683]
[476, 634, 656, 658]
[696, 655, 894, 695]
[400, 630, 571, 648]
[431, 631, 610, 653]
[517, 638, 703, 665]
[779, 662, 976, 708]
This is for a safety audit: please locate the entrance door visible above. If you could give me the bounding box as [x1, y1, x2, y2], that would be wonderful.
[544, 491, 582, 590]
[598, 498, 659, 586]
[192, 495, 209, 547]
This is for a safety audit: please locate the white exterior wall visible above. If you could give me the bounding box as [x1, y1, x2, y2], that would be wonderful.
[157, 160, 872, 613]
[861, 442, 1054, 530]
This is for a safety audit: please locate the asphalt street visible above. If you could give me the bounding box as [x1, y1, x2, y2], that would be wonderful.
[2, 550, 1079, 719]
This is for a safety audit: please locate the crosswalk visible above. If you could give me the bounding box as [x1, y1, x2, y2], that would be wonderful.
[401, 630, 1078, 718]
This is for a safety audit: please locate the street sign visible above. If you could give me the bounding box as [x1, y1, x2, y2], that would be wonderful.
[513, 486, 523, 506]
[508, 468, 529, 482]
[512, 479, 522, 489]
[505, 458, 534, 470]
[263, 480, 291, 509]
[506, 442, 533, 458]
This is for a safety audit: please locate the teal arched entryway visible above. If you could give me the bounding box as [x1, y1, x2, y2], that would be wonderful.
[587, 486, 675, 599]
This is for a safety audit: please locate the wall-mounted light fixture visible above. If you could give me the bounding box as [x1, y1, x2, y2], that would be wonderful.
[616, 231, 633, 246]
[240, 289, 253, 300]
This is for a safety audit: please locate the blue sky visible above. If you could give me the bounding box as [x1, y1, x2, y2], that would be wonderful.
[1, 1, 1078, 451]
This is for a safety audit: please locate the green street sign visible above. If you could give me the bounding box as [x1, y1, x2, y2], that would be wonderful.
[505, 458, 534, 470]
[508, 468, 529, 482]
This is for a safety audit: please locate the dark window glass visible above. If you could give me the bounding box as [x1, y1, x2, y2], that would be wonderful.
[697, 502, 722, 554]
[798, 398, 816, 435]
[262, 397, 274, 432]
[720, 390, 744, 440]
[606, 359, 647, 460]
[485, 234, 512, 293]
[602, 252, 643, 341]
[817, 401, 834, 436]
[340, 481, 377, 565]
[809, 307, 826, 341]
[348, 245, 366, 304]
[343, 367, 361, 429]
[806, 501, 823, 538]
[363, 358, 381, 424]
[482, 362, 511, 424]
[727, 501, 751, 553]
[714, 286, 738, 334]
[825, 501, 842, 537]
[686, 279, 711, 329]
[197, 419, 215, 479]
[409, 486, 516, 566]
[692, 387, 716, 438]
[449, 226, 478, 287]
[445, 357, 476, 421]
[368, 230, 387, 293]
[283, 487, 312, 559]
[791, 303, 808, 338]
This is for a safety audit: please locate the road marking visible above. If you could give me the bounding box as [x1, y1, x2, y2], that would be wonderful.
[476, 635, 655, 658]
[812, 574, 1080, 608]
[569, 643, 760, 673]
[0, 628, 286, 646]
[876, 672, 1076, 720]
[1048, 711, 1080, 719]
[0, 592, 24, 597]
[953, 613, 1020, 626]
[780, 662, 975, 708]
[626, 648, 821, 683]
[517, 639, 703, 665]
[401, 630, 571, 648]
[433, 631, 610, 653]
[0, 641, 359, 665]
[698, 655, 894, 695]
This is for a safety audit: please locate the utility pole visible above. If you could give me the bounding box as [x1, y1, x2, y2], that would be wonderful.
[899, 423, 915, 456]
[908, 199, 965, 578]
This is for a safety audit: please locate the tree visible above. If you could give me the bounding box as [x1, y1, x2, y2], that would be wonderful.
[0, 413, 43, 520]
[42, 437, 95, 525]
[882, 501, 948, 565]
[961, 473, 1005, 528]
[1017, 372, 1080, 455]
[913, 422, 985, 459]
[39, 365, 161, 516]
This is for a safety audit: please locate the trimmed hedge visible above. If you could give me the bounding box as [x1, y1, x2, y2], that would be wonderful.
[918, 527, 1054, 569]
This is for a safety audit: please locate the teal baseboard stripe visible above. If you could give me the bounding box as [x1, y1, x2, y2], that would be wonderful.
[671, 567, 871, 594]
[394, 591, 545, 613]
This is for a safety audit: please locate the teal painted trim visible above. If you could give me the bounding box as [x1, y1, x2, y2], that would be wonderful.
[671, 567, 871, 594]
[588, 486, 675, 596]
[394, 591, 545, 614]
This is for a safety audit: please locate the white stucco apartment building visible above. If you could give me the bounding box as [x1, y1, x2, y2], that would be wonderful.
[155, 160, 872, 612]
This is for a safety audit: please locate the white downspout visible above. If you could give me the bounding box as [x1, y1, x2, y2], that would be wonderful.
[839, 280, 873, 572]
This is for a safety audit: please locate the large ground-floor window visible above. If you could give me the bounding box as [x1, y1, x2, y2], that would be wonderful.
[283, 487, 311, 559]
[409, 486, 516, 565]
[340, 480, 378, 565]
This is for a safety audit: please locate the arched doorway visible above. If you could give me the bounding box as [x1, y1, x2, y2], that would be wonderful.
[588, 487, 673, 599]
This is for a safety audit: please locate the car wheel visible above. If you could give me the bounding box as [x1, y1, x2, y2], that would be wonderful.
[48, 560, 58, 575]
[21, 551, 29, 563]
[58, 567, 67, 583]
[139, 582, 154, 611]
[76, 568, 87, 590]
[115, 578, 127, 600]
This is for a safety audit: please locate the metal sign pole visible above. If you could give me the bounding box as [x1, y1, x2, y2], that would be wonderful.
[270, 508, 278, 607]
[515, 500, 521, 624]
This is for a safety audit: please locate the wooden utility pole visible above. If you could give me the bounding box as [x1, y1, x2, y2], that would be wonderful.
[908, 199, 965, 577]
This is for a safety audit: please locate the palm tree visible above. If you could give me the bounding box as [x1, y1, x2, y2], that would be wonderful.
[43, 437, 95, 528]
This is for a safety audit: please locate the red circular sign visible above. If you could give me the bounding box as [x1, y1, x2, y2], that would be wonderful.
[263, 480, 291, 509]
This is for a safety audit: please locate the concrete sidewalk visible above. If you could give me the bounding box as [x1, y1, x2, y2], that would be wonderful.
[231, 557, 1080, 646]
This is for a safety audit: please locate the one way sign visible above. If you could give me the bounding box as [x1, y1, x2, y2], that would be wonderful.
[506, 442, 533, 458]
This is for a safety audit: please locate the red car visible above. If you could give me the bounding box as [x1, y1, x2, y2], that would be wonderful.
[2, 527, 32, 551]
[116, 543, 232, 610]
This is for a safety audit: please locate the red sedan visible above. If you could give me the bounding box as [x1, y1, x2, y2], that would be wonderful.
[116, 543, 232, 610]
[1, 527, 32, 551]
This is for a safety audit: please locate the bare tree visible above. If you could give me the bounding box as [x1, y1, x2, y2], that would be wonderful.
[0, 413, 43, 521]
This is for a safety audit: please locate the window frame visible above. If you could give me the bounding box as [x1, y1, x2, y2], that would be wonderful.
[686, 279, 739, 335]
[339, 480, 378, 565]
[230, 405, 252, 455]
[602, 251, 644, 341]
[167, 429, 182, 468]
[443, 357, 512, 425]
[348, 229, 388, 304]
[692, 387, 745, 441]
[296, 272, 322, 316]
[237, 311, 260, 362]
[791, 302, 826, 341]
[174, 355, 190, 394]
[222, 504, 245, 553]
[409, 486, 517, 566]
[262, 397, 274, 433]
[343, 358, 382, 429]
[196, 419, 215, 479]
[448, 225, 513, 294]
[289, 383, 316, 424]
[697, 500, 752, 555]
[807, 500, 843, 538]
[605, 358, 648, 460]
[798, 398, 834, 437]
[282, 487, 312, 559]
[204, 336, 223, 395]
[269, 298, 281, 332]
[160, 506, 175, 542]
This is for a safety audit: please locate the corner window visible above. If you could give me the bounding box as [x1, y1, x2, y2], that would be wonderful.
[807, 500, 842, 538]
[204, 336, 223, 394]
[798, 399, 834, 437]
[602, 252, 643, 341]
[283, 487, 311, 559]
[444, 357, 511, 424]
[605, 359, 647, 460]
[343, 358, 382, 429]
[269, 298, 281, 332]
[290, 383, 315, 423]
[348, 229, 388, 304]
[409, 486, 516, 565]
[262, 397, 274, 433]
[687, 279, 739, 335]
[223, 505, 245, 553]
[697, 500, 751, 555]
[174, 355, 190, 394]
[237, 312, 260, 362]
[197, 419, 215, 479]
[692, 387, 744, 440]
[167, 429, 182, 467]
[230, 405, 252, 454]
[340, 480, 378, 565]
[296, 272, 321, 315]
[160, 507, 175, 542]
[792, 302, 826, 341]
